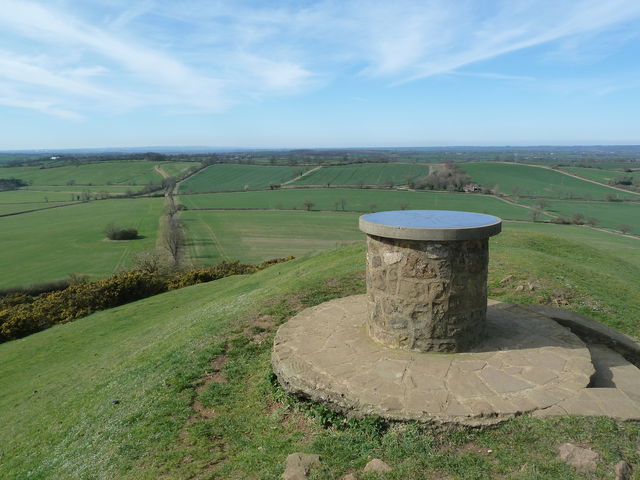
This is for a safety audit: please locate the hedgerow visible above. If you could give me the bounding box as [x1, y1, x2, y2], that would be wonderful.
[0, 256, 293, 343]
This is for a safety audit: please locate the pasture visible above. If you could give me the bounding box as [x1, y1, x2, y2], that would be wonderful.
[0, 160, 185, 186]
[290, 162, 430, 186]
[181, 209, 364, 265]
[518, 198, 640, 235]
[0, 198, 164, 288]
[561, 166, 640, 186]
[178, 188, 534, 220]
[461, 162, 637, 200]
[0, 189, 80, 203]
[178, 164, 312, 193]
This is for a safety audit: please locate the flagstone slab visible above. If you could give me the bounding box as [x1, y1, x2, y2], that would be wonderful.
[272, 295, 594, 426]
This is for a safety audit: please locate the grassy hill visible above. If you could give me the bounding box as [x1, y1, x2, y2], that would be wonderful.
[1, 229, 639, 479]
[290, 163, 430, 186]
[461, 162, 638, 200]
[178, 164, 313, 193]
[0, 161, 178, 186]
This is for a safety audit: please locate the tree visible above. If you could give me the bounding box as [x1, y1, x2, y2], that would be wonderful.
[164, 216, 186, 265]
[535, 199, 549, 210]
[529, 207, 543, 222]
[339, 198, 347, 211]
[303, 200, 314, 211]
[400, 202, 410, 210]
[618, 223, 632, 234]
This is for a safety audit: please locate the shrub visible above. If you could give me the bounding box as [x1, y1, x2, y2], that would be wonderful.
[104, 223, 139, 240]
[0, 256, 294, 343]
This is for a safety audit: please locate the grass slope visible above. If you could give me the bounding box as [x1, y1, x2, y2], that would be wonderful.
[0, 198, 164, 288]
[461, 162, 637, 200]
[1, 232, 639, 480]
[0, 161, 170, 186]
[290, 163, 430, 186]
[560, 167, 640, 186]
[0, 189, 80, 203]
[179, 165, 312, 193]
[178, 189, 532, 220]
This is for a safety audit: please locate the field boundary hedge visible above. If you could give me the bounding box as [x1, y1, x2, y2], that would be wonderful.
[0, 257, 293, 343]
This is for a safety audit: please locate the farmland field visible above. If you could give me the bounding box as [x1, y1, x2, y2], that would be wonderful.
[461, 162, 638, 200]
[178, 188, 535, 220]
[0, 189, 81, 203]
[0, 198, 164, 288]
[178, 164, 312, 193]
[155, 161, 198, 177]
[290, 163, 430, 186]
[517, 198, 640, 234]
[560, 166, 640, 186]
[20, 184, 145, 193]
[0, 160, 177, 186]
[181, 210, 364, 265]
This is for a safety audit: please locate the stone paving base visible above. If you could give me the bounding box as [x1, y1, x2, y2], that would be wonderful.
[272, 295, 640, 426]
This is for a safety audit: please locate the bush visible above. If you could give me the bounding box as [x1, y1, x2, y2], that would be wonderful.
[0, 256, 295, 343]
[104, 223, 139, 240]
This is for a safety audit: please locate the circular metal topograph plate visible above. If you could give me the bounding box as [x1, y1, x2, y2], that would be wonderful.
[359, 210, 502, 241]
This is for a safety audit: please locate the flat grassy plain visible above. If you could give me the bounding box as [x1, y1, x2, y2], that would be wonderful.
[1, 231, 639, 479]
[518, 198, 640, 234]
[561, 166, 640, 185]
[461, 162, 637, 200]
[181, 210, 364, 264]
[21, 185, 146, 193]
[0, 160, 179, 186]
[178, 164, 312, 193]
[291, 163, 430, 186]
[0, 198, 163, 288]
[0, 189, 80, 203]
[179, 189, 533, 220]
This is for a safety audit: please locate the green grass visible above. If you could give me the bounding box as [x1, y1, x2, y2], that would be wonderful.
[517, 198, 640, 234]
[179, 164, 312, 193]
[157, 161, 199, 177]
[20, 185, 145, 193]
[461, 162, 638, 200]
[561, 166, 640, 186]
[0, 189, 81, 203]
[178, 189, 533, 220]
[181, 210, 364, 264]
[0, 160, 169, 186]
[0, 203, 77, 216]
[1, 233, 640, 479]
[290, 163, 430, 186]
[0, 198, 164, 288]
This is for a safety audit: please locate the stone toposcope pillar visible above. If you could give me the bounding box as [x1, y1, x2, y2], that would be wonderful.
[359, 210, 502, 353]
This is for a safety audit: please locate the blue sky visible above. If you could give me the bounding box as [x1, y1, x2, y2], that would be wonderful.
[1, 0, 640, 149]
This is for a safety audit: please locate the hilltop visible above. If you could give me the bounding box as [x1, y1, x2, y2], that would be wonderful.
[1, 227, 639, 479]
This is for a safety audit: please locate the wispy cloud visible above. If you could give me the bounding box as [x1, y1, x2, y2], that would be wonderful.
[0, 0, 639, 119]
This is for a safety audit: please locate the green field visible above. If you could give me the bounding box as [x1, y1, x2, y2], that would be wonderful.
[181, 210, 364, 264]
[2, 228, 640, 479]
[178, 189, 534, 220]
[561, 166, 640, 186]
[0, 198, 164, 288]
[461, 162, 638, 200]
[0, 189, 81, 203]
[0, 160, 174, 186]
[156, 161, 199, 178]
[517, 198, 640, 234]
[20, 185, 149, 193]
[179, 164, 312, 193]
[290, 163, 430, 186]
